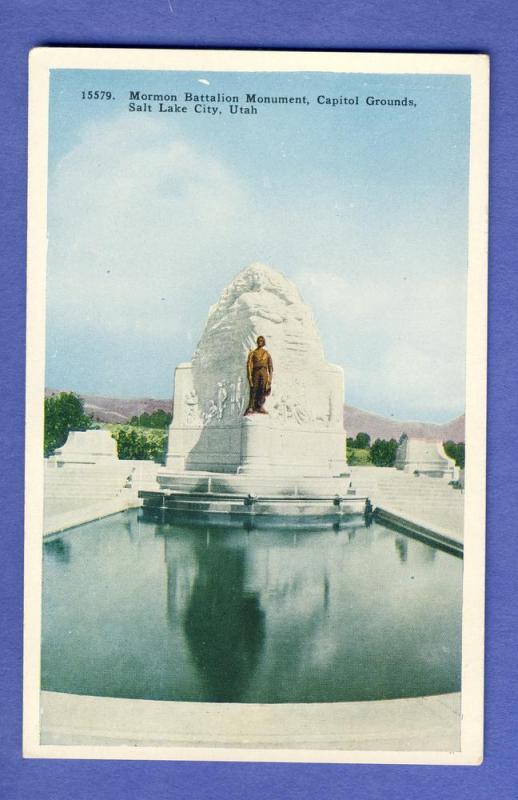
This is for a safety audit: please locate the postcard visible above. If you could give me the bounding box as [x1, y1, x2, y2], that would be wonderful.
[24, 47, 488, 764]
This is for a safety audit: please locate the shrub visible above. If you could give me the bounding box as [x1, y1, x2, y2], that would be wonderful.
[370, 438, 398, 467]
[44, 392, 93, 456]
[111, 426, 167, 461]
[347, 447, 372, 466]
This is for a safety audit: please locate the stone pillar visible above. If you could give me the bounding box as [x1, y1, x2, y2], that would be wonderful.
[166, 362, 201, 472]
[238, 415, 272, 474]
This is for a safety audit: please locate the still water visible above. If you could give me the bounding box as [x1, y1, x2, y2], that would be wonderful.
[42, 510, 462, 703]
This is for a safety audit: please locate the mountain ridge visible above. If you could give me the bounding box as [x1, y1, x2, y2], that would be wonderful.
[45, 389, 465, 441]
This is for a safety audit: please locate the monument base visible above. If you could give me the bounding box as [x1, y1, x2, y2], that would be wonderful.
[154, 410, 358, 518]
[140, 468, 367, 519]
[166, 413, 348, 478]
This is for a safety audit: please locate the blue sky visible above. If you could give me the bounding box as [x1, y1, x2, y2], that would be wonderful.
[46, 68, 470, 422]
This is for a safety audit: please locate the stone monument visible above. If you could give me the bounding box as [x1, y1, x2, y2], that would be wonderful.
[165, 263, 346, 477]
[144, 263, 365, 517]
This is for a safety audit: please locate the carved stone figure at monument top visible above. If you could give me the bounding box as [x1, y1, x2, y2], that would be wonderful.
[165, 262, 347, 476]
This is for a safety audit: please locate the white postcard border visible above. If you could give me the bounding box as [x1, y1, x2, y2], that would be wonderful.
[24, 47, 489, 765]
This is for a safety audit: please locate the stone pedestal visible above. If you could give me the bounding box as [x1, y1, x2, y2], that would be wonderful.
[395, 437, 459, 480]
[238, 415, 271, 474]
[49, 430, 118, 465]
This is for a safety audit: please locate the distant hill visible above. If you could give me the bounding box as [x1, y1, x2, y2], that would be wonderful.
[343, 405, 465, 442]
[45, 389, 464, 441]
[45, 389, 172, 425]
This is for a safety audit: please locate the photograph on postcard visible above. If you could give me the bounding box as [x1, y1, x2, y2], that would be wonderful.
[24, 49, 488, 763]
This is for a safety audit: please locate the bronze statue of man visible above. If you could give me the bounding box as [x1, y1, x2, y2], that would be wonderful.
[244, 336, 273, 415]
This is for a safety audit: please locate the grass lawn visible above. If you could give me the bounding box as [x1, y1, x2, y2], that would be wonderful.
[346, 447, 372, 465]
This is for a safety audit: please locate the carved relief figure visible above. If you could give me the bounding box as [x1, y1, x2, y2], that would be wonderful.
[231, 375, 244, 417]
[184, 389, 200, 425]
[216, 382, 228, 420]
[203, 399, 218, 424]
[273, 394, 289, 424]
[244, 336, 273, 415]
[292, 402, 310, 425]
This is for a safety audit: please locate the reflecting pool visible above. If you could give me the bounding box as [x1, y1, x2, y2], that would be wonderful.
[42, 510, 462, 703]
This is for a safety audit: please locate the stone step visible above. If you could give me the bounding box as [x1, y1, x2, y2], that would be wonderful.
[349, 467, 464, 539]
[376, 491, 462, 501]
[44, 487, 133, 497]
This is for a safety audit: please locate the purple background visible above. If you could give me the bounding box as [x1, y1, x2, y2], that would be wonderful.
[1, 1, 517, 798]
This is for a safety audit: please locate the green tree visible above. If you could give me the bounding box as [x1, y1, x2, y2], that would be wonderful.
[112, 426, 167, 461]
[370, 438, 398, 467]
[44, 392, 93, 456]
[149, 409, 172, 428]
[443, 440, 465, 469]
[354, 432, 371, 450]
[129, 409, 172, 428]
[129, 412, 151, 427]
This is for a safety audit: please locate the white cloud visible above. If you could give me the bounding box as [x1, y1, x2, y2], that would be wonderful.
[48, 114, 249, 341]
[294, 268, 466, 420]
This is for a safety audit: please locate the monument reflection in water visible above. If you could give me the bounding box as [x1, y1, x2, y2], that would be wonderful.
[42, 509, 462, 704]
